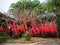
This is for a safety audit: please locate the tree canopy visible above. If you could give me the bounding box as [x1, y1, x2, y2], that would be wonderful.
[8, 0, 43, 19]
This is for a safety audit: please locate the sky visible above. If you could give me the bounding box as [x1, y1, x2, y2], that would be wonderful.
[0, 0, 45, 13]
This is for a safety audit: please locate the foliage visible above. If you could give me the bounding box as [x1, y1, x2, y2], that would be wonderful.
[0, 32, 7, 42]
[56, 15, 60, 37]
[46, 0, 60, 37]
[22, 31, 31, 41]
[8, 0, 43, 19]
[0, 19, 6, 28]
[0, 36, 7, 42]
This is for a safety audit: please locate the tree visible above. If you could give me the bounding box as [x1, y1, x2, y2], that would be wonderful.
[46, 0, 60, 37]
[8, 0, 43, 19]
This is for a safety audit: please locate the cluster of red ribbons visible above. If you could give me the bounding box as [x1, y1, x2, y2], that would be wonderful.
[6, 20, 28, 35]
[29, 23, 58, 37]
[0, 18, 58, 37]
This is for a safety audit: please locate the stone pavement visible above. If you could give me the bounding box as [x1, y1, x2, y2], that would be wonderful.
[0, 38, 60, 45]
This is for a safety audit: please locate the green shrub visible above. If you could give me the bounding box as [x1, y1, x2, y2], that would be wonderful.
[0, 32, 7, 36]
[0, 32, 7, 42]
[23, 31, 31, 41]
[0, 19, 6, 28]
[56, 15, 60, 37]
[0, 36, 7, 42]
[12, 32, 23, 39]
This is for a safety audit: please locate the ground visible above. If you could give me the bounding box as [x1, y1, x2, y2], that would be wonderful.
[0, 37, 60, 45]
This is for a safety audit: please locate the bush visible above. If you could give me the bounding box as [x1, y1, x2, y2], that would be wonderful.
[0, 36, 7, 42]
[56, 15, 60, 37]
[23, 31, 31, 41]
[12, 32, 23, 39]
[0, 20, 6, 28]
[0, 32, 7, 42]
[0, 32, 7, 36]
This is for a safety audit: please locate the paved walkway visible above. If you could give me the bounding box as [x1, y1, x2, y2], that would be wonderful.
[0, 38, 60, 45]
